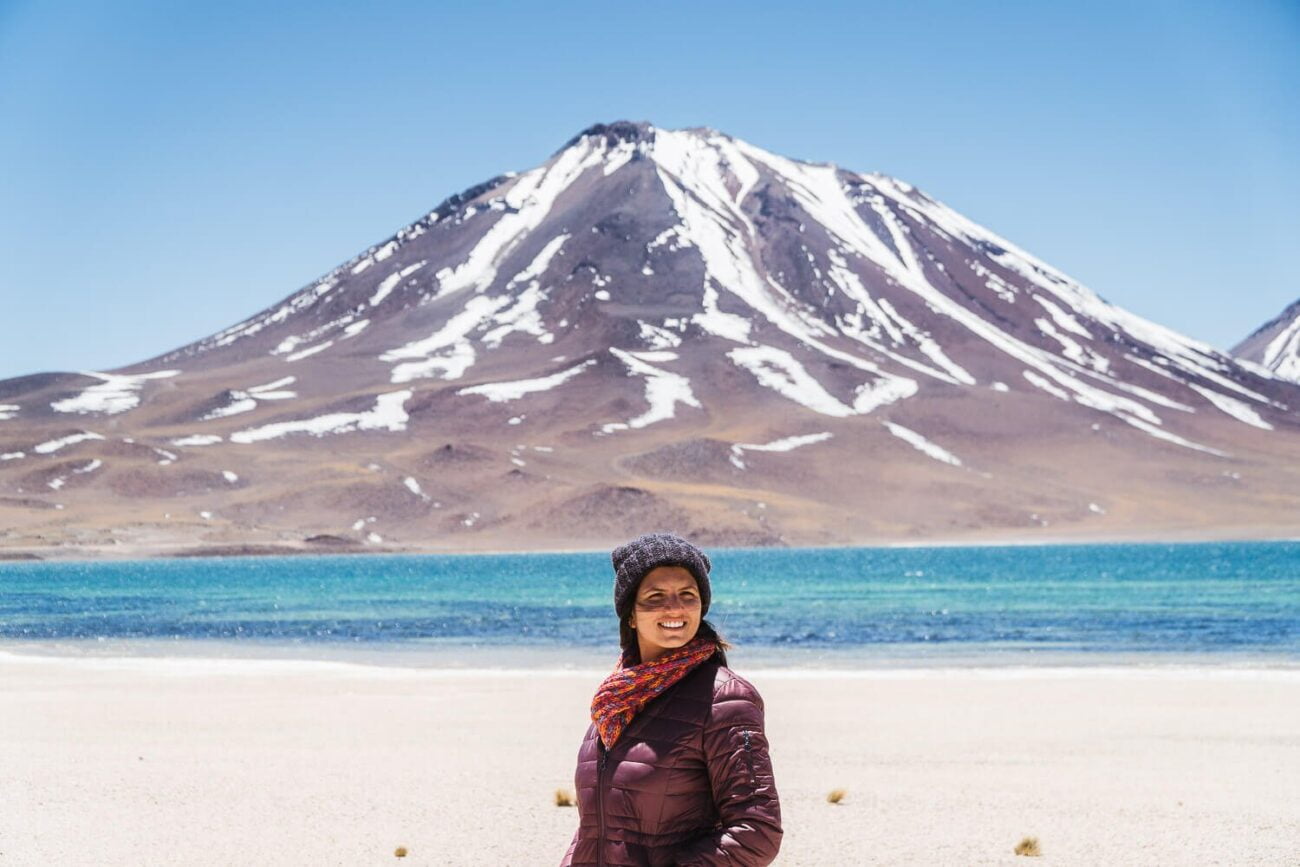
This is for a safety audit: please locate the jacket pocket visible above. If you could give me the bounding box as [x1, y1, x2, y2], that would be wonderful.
[740, 730, 758, 786]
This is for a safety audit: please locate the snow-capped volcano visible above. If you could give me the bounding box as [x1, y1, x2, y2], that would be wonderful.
[1233, 298, 1300, 384]
[3, 120, 1298, 556]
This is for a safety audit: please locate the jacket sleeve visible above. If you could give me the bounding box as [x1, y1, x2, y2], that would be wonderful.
[672, 682, 783, 866]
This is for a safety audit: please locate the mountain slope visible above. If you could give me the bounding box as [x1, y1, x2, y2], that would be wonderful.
[1233, 298, 1300, 384]
[2, 121, 1298, 557]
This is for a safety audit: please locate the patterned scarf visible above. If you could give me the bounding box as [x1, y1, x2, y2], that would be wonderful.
[591, 635, 719, 750]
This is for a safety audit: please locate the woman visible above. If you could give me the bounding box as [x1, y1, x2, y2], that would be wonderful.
[560, 532, 782, 866]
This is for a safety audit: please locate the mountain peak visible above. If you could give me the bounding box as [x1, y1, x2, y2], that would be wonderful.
[557, 120, 657, 155]
[3, 122, 1299, 555]
[1233, 297, 1300, 383]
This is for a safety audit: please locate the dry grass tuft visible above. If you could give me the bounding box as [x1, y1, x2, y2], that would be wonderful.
[826, 788, 846, 804]
[394, 846, 408, 858]
[555, 788, 576, 807]
[1014, 836, 1041, 856]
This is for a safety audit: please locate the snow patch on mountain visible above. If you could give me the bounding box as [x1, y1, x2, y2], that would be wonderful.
[1123, 416, 1229, 457]
[172, 435, 223, 446]
[1036, 315, 1108, 372]
[602, 139, 642, 176]
[729, 431, 833, 469]
[1023, 370, 1071, 401]
[638, 321, 683, 350]
[207, 276, 340, 350]
[728, 345, 855, 417]
[482, 285, 549, 349]
[286, 341, 334, 362]
[370, 261, 428, 307]
[203, 397, 256, 420]
[34, 431, 105, 454]
[654, 133, 930, 420]
[510, 234, 569, 289]
[202, 377, 297, 420]
[690, 136, 1281, 451]
[1033, 294, 1092, 338]
[884, 422, 962, 467]
[1244, 308, 1300, 383]
[51, 370, 180, 415]
[403, 476, 432, 501]
[1188, 384, 1272, 430]
[228, 390, 413, 443]
[599, 348, 701, 433]
[385, 235, 575, 380]
[274, 313, 362, 357]
[457, 359, 596, 403]
[249, 377, 296, 398]
[825, 249, 974, 385]
[652, 133, 802, 346]
[434, 143, 602, 298]
[382, 295, 512, 382]
[885, 178, 1280, 411]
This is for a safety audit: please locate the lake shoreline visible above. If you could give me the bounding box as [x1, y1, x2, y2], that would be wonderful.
[4, 643, 1299, 677]
[3, 524, 1299, 563]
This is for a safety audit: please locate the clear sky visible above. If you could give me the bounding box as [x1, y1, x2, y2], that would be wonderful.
[1, 0, 1296, 380]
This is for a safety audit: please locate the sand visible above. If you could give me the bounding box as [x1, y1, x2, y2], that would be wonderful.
[3, 522, 1299, 563]
[1, 653, 1297, 865]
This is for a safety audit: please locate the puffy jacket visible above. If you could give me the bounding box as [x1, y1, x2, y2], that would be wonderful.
[560, 653, 782, 866]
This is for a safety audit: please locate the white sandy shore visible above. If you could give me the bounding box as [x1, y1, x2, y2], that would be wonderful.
[1, 653, 1297, 865]
[3, 525, 1298, 563]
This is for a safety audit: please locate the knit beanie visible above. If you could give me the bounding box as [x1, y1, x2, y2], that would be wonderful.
[611, 532, 712, 621]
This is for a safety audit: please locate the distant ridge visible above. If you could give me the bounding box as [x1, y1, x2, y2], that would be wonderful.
[1232, 298, 1300, 383]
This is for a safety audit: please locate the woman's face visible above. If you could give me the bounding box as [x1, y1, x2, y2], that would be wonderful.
[631, 566, 702, 663]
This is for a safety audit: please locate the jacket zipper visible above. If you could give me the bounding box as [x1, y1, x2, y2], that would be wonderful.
[597, 737, 608, 867]
[741, 730, 757, 785]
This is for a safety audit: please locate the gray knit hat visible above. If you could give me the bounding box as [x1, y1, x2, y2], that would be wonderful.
[611, 532, 712, 620]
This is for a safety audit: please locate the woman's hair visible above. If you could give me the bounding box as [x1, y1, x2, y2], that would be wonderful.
[620, 617, 732, 667]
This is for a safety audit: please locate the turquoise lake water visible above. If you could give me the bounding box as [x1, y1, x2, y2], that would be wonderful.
[1, 541, 1297, 668]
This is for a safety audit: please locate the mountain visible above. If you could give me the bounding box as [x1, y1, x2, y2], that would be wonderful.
[1232, 299, 1300, 384]
[3, 120, 1299, 558]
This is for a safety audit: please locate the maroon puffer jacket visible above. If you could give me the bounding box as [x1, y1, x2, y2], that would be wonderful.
[559, 653, 782, 866]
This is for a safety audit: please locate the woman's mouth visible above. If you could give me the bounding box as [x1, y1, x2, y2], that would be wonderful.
[658, 620, 686, 630]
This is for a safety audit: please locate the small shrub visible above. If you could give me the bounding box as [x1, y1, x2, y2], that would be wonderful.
[826, 788, 846, 804]
[555, 788, 575, 807]
[1014, 836, 1041, 856]
[394, 846, 408, 858]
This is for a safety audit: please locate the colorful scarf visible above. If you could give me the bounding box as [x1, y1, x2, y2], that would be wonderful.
[591, 635, 719, 750]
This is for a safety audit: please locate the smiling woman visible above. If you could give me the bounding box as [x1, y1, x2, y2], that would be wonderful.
[561, 532, 783, 867]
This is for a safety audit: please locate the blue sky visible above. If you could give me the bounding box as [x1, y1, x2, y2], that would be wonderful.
[1, 0, 1296, 380]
